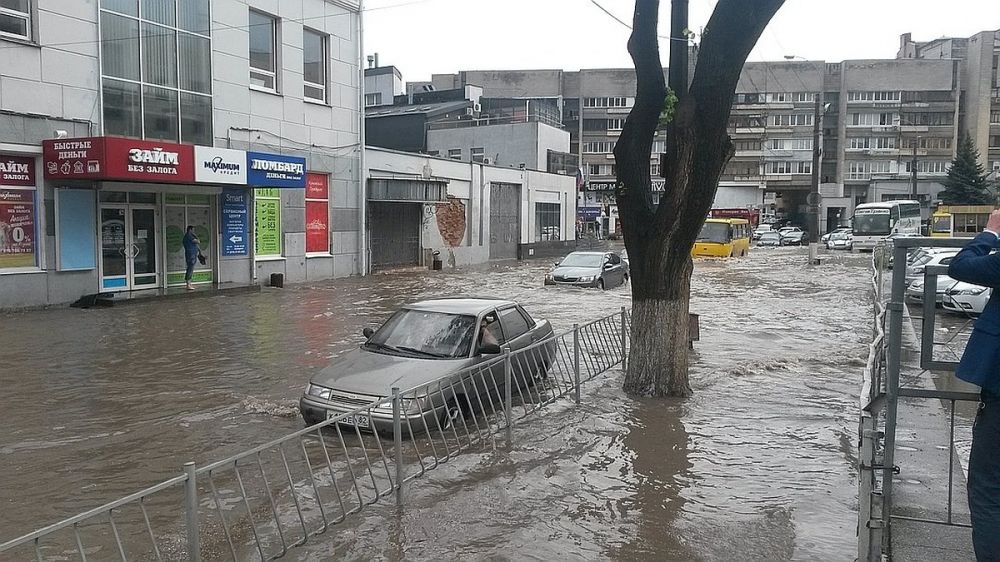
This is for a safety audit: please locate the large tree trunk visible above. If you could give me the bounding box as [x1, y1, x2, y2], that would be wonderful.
[615, 0, 783, 397]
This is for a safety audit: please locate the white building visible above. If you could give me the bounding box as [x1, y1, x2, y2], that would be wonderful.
[0, 0, 363, 308]
[365, 147, 577, 270]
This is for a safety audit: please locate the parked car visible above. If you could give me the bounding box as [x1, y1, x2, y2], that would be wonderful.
[619, 248, 629, 271]
[826, 231, 853, 250]
[943, 282, 992, 315]
[821, 227, 852, 244]
[905, 250, 959, 287]
[300, 298, 555, 433]
[906, 275, 958, 304]
[757, 231, 782, 247]
[544, 251, 628, 289]
[780, 229, 807, 246]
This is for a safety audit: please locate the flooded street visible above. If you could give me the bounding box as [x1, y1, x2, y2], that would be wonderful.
[1, 246, 872, 560]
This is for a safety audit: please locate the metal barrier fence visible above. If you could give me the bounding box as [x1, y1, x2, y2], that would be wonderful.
[857, 237, 979, 561]
[0, 308, 630, 561]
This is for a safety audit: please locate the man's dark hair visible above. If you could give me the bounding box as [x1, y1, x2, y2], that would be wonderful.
[186, 225, 194, 231]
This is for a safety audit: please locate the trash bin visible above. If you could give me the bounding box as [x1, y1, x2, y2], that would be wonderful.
[270, 273, 284, 288]
[431, 250, 442, 271]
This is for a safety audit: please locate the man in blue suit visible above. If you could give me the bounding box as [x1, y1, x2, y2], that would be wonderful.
[948, 209, 1000, 559]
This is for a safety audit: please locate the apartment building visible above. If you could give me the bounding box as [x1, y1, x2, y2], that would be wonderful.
[900, 30, 1000, 175]
[0, 0, 362, 309]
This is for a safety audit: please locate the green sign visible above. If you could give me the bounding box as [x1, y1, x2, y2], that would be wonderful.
[255, 190, 281, 256]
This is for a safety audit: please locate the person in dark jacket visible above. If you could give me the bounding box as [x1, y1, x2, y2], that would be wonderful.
[948, 209, 1000, 560]
[182, 225, 201, 291]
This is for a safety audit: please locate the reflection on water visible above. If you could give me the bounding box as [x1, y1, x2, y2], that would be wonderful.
[2, 247, 868, 559]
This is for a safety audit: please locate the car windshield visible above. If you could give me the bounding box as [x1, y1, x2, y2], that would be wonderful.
[559, 253, 603, 267]
[853, 212, 891, 236]
[831, 232, 850, 240]
[367, 309, 477, 358]
[760, 232, 780, 240]
[697, 222, 730, 244]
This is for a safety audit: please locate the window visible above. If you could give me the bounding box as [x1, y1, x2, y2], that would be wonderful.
[846, 161, 892, 180]
[100, 0, 213, 144]
[733, 93, 761, 105]
[499, 307, 532, 340]
[905, 112, 954, 126]
[990, 111, 1000, 124]
[0, 0, 30, 41]
[904, 160, 950, 174]
[764, 161, 810, 174]
[589, 164, 613, 176]
[650, 161, 660, 177]
[989, 136, 1000, 148]
[535, 202, 561, 242]
[766, 92, 791, 103]
[652, 140, 665, 153]
[583, 141, 614, 153]
[769, 138, 812, 150]
[848, 91, 900, 102]
[448, 148, 462, 160]
[303, 28, 327, 102]
[956, 213, 989, 234]
[794, 92, 815, 102]
[771, 113, 813, 126]
[364, 92, 382, 106]
[583, 97, 630, 108]
[734, 139, 761, 151]
[903, 137, 952, 150]
[305, 173, 329, 253]
[848, 137, 895, 150]
[471, 147, 485, 163]
[0, 184, 37, 270]
[607, 118, 625, 131]
[249, 10, 277, 91]
[254, 188, 282, 257]
[850, 112, 898, 126]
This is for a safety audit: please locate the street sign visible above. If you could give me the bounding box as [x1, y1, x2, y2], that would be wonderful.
[221, 188, 248, 256]
[806, 192, 823, 206]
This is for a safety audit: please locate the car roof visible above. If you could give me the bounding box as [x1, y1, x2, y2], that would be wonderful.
[404, 298, 516, 316]
[566, 251, 609, 256]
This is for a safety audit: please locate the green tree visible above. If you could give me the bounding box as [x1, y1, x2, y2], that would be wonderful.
[939, 136, 992, 205]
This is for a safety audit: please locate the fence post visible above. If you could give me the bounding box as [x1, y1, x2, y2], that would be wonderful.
[573, 323, 581, 405]
[504, 349, 513, 447]
[620, 306, 627, 371]
[184, 462, 200, 562]
[392, 386, 403, 506]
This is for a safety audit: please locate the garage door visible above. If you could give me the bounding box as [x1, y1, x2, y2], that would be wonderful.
[370, 202, 421, 270]
[489, 183, 521, 259]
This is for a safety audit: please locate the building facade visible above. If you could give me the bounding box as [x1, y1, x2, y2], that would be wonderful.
[0, 0, 363, 309]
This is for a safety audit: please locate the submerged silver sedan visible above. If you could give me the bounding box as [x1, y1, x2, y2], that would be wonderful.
[544, 251, 628, 289]
[299, 298, 554, 434]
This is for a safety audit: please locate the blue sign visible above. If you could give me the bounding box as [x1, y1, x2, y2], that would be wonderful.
[221, 188, 249, 256]
[578, 207, 601, 220]
[246, 152, 306, 188]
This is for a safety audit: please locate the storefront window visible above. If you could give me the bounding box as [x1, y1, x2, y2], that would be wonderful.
[165, 193, 213, 285]
[535, 202, 561, 241]
[254, 188, 282, 257]
[305, 173, 329, 253]
[0, 189, 37, 270]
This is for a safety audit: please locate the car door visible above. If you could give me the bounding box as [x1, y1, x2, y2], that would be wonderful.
[607, 252, 625, 286]
[498, 306, 537, 389]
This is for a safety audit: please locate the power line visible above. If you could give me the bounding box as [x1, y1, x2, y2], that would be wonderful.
[587, 0, 689, 43]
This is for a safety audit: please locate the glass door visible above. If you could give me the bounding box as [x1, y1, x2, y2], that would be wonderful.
[99, 204, 160, 291]
[100, 207, 128, 290]
[130, 207, 158, 288]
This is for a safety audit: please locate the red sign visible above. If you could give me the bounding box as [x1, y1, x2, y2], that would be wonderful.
[43, 137, 195, 183]
[306, 200, 329, 253]
[0, 155, 35, 187]
[0, 189, 36, 269]
[305, 173, 329, 199]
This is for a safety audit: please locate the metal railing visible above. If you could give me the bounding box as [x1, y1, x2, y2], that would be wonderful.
[858, 237, 979, 561]
[1, 309, 630, 561]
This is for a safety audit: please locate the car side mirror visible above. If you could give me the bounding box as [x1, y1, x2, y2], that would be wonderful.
[363, 327, 375, 339]
[554, 261, 560, 266]
[479, 342, 501, 355]
[604, 262, 613, 269]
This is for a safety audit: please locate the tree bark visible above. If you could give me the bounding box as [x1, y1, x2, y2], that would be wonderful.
[615, 0, 783, 397]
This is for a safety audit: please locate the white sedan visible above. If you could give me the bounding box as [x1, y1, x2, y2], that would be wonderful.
[943, 282, 991, 315]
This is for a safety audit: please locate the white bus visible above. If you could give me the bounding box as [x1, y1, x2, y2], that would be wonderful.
[852, 200, 922, 252]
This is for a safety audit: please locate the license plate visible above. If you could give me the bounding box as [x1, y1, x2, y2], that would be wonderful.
[328, 410, 370, 429]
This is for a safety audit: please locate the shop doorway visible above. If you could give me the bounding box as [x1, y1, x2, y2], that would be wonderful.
[99, 204, 160, 291]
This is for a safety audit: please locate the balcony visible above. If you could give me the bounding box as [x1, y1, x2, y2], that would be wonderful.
[733, 127, 765, 135]
[733, 150, 764, 158]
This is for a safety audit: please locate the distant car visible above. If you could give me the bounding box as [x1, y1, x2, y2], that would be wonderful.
[757, 231, 782, 247]
[780, 229, 807, 246]
[943, 282, 991, 315]
[545, 251, 628, 289]
[906, 275, 958, 304]
[299, 298, 555, 433]
[826, 231, 853, 250]
[752, 224, 774, 241]
[905, 251, 959, 286]
[821, 227, 852, 244]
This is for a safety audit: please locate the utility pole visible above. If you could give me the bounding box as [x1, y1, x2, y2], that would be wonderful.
[668, 0, 689, 96]
[910, 139, 918, 199]
[807, 93, 823, 265]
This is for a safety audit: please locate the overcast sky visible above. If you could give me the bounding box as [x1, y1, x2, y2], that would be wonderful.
[363, 0, 999, 85]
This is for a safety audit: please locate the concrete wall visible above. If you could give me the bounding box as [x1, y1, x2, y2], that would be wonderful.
[426, 122, 570, 171]
[738, 62, 824, 92]
[714, 185, 764, 209]
[363, 67, 400, 107]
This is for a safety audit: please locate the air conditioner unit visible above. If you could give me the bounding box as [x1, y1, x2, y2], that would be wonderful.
[518, 163, 526, 170]
[473, 102, 481, 113]
[481, 157, 492, 165]
[465, 107, 474, 116]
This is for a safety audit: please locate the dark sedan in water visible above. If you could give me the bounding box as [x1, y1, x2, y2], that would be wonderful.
[300, 298, 554, 433]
